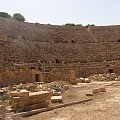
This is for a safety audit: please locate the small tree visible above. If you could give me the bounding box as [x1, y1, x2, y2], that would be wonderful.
[64, 23, 82, 26]
[65, 23, 75, 26]
[86, 24, 95, 26]
[0, 12, 11, 18]
[76, 24, 82, 26]
[13, 13, 25, 22]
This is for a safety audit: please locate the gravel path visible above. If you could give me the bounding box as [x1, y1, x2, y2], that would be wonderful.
[24, 81, 120, 120]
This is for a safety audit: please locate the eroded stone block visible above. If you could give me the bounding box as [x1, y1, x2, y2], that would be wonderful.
[93, 88, 100, 94]
[99, 87, 106, 92]
[19, 89, 29, 97]
[51, 96, 63, 103]
[11, 91, 19, 97]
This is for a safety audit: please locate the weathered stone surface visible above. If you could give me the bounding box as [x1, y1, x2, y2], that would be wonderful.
[11, 91, 19, 97]
[88, 73, 119, 81]
[92, 88, 100, 94]
[0, 105, 6, 120]
[0, 90, 4, 94]
[10, 91, 52, 108]
[86, 92, 93, 96]
[1, 17, 120, 84]
[19, 89, 29, 97]
[21, 101, 49, 112]
[70, 70, 77, 85]
[12, 101, 49, 112]
[51, 96, 63, 103]
[22, 83, 37, 92]
[85, 78, 91, 83]
[99, 87, 106, 92]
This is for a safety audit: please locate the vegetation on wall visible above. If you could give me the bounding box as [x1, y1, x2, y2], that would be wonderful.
[0, 11, 95, 25]
[0, 12, 25, 22]
[64, 23, 82, 26]
[64, 23, 95, 26]
[86, 24, 95, 26]
[0, 12, 11, 18]
[13, 13, 25, 22]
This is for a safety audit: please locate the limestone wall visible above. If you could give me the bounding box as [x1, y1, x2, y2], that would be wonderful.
[0, 69, 42, 86]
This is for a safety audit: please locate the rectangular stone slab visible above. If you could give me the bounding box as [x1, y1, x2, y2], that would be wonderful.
[92, 88, 100, 94]
[86, 92, 93, 96]
[51, 96, 63, 103]
[99, 87, 106, 92]
[19, 90, 29, 97]
[10, 91, 52, 108]
[11, 91, 19, 97]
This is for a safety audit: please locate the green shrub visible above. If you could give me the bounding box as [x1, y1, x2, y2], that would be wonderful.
[0, 12, 11, 18]
[13, 13, 25, 22]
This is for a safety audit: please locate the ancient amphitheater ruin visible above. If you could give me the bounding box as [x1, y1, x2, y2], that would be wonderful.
[0, 17, 120, 86]
[1, 17, 120, 120]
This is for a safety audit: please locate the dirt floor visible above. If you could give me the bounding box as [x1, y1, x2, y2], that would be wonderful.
[23, 81, 120, 120]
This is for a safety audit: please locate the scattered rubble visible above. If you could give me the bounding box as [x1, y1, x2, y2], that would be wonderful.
[0, 81, 69, 113]
[0, 73, 117, 118]
[0, 81, 70, 116]
[6, 81, 69, 95]
[0, 81, 69, 100]
[88, 73, 120, 81]
[76, 77, 91, 83]
[86, 86, 106, 96]
[0, 88, 9, 101]
[77, 73, 120, 83]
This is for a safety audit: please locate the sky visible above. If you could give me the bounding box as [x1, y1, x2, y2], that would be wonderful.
[0, 0, 120, 26]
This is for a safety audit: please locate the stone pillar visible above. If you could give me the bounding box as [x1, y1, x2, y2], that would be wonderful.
[40, 72, 46, 82]
[69, 70, 77, 84]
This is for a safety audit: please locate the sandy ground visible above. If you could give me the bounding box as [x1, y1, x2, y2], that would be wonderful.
[23, 81, 120, 120]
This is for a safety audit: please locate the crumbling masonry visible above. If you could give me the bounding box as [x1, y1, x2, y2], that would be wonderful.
[0, 17, 120, 86]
